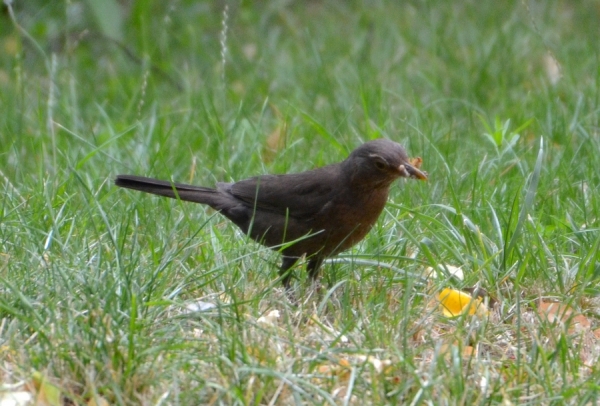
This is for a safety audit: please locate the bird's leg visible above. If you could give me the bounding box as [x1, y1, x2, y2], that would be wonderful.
[279, 256, 299, 291]
[307, 257, 325, 292]
[279, 256, 300, 304]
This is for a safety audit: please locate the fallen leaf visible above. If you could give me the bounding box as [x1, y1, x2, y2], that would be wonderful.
[317, 358, 352, 380]
[538, 300, 591, 334]
[87, 396, 110, 406]
[185, 300, 216, 313]
[31, 372, 61, 406]
[354, 355, 392, 374]
[439, 342, 477, 360]
[570, 313, 591, 333]
[425, 264, 464, 281]
[257, 310, 280, 326]
[0, 391, 33, 406]
[331, 386, 357, 402]
[462, 345, 476, 357]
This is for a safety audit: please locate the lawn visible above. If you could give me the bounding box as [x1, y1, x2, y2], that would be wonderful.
[1, 1, 600, 404]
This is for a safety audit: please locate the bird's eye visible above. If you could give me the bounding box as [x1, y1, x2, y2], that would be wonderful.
[369, 153, 388, 171]
[374, 159, 387, 171]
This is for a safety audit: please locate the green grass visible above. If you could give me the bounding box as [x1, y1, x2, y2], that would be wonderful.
[2, 0, 600, 404]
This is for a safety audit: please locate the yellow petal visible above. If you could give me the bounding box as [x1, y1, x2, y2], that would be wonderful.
[438, 288, 476, 317]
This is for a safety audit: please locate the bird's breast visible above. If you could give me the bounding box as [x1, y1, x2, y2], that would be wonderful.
[315, 187, 390, 255]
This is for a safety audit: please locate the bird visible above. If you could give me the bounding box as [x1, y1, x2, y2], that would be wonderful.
[115, 139, 427, 295]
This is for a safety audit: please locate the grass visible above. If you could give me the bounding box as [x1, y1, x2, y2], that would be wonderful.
[1, 0, 600, 404]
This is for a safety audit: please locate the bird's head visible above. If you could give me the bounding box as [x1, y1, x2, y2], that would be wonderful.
[344, 139, 427, 189]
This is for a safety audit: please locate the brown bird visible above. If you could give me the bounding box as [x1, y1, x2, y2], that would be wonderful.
[115, 139, 427, 293]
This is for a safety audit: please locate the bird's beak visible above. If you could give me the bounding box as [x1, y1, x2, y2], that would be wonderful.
[399, 163, 428, 181]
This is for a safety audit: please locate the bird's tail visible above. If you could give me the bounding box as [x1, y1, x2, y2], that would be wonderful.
[115, 175, 219, 205]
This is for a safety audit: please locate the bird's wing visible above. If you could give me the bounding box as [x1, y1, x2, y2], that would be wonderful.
[223, 165, 340, 219]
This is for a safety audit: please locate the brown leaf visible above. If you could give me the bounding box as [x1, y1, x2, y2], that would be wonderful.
[88, 396, 110, 406]
[537, 300, 591, 334]
[409, 156, 423, 169]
